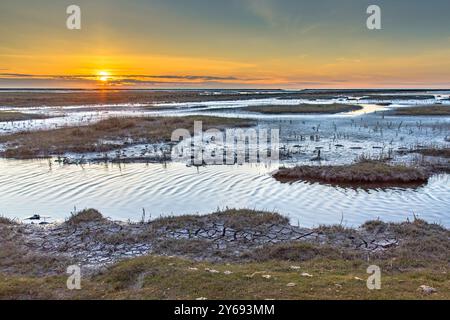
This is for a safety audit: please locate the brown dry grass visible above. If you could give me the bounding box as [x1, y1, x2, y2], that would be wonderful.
[0, 244, 70, 277]
[0, 111, 48, 122]
[393, 105, 450, 116]
[0, 90, 437, 108]
[368, 95, 435, 101]
[0, 116, 254, 159]
[152, 239, 213, 256]
[273, 160, 430, 188]
[0, 210, 448, 300]
[360, 219, 450, 267]
[0, 90, 293, 108]
[249, 218, 449, 269]
[0, 223, 71, 276]
[413, 147, 450, 158]
[245, 104, 362, 114]
[0, 216, 17, 225]
[66, 209, 106, 225]
[151, 209, 289, 230]
[247, 242, 351, 262]
[0, 91, 208, 107]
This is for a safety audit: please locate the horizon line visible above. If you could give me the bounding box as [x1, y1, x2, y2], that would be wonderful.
[1, 87, 449, 91]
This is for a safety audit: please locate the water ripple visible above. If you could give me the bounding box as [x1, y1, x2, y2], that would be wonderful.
[0, 159, 449, 227]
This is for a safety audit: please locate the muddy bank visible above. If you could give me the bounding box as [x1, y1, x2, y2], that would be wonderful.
[1, 209, 448, 277]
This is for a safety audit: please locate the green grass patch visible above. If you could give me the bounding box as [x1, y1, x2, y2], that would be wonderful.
[1, 255, 448, 300]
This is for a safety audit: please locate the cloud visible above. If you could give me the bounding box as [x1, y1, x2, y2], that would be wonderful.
[0, 72, 266, 89]
[292, 80, 348, 85]
[115, 75, 241, 81]
[0, 73, 33, 77]
[0, 73, 251, 82]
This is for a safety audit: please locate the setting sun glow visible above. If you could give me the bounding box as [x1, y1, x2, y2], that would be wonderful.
[98, 71, 110, 82]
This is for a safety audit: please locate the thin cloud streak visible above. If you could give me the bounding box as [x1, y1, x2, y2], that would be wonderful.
[0, 73, 261, 81]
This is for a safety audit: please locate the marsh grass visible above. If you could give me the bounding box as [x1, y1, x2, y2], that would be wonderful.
[152, 239, 213, 256]
[365, 219, 449, 267]
[0, 216, 17, 225]
[393, 105, 450, 116]
[66, 209, 106, 225]
[273, 159, 430, 188]
[413, 147, 450, 158]
[361, 220, 387, 232]
[0, 245, 70, 277]
[151, 209, 289, 230]
[245, 104, 362, 114]
[314, 224, 359, 239]
[0, 116, 255, 159]
[0, 90, 287, 108]
[368, 95, 435, 101]
[0, 90, 438, 108]
[246, 242, 351, 262]
[1, 255, 448, 300]
[0, 211, 448, 299]
[0, 111, 48, 122]
[0, 224, 71, 276]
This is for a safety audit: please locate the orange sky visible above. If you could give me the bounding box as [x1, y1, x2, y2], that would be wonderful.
[1, 1, 450, 89]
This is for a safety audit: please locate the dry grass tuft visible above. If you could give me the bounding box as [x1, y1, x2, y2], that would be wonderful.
[66, 209, 106, 225]
[361, 220, 388, 232]
[151, 209, 289, 230]
[0, 216, 17, 225]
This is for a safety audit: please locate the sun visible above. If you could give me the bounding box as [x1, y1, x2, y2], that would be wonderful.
[98, 71, 110, 82]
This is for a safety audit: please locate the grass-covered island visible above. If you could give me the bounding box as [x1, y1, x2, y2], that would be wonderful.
[244, 104, 363, 114]
[0, 111, 50, 122]
[0, 209, 448, 300]
[392, 105, 450, 116]
[272, 160, 433, 188]
[413, 147, 450, 159]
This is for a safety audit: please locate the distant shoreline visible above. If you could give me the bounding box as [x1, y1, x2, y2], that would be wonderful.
[1, 88, 449, 92]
